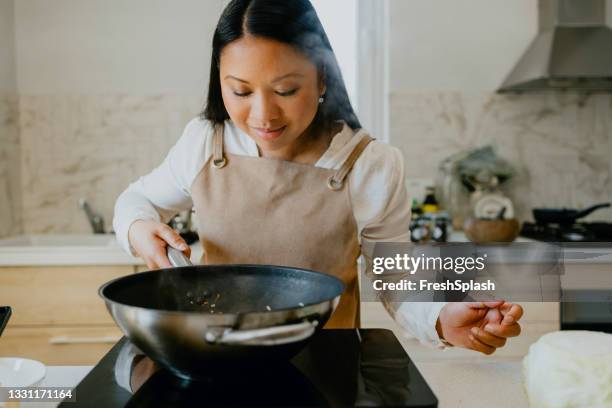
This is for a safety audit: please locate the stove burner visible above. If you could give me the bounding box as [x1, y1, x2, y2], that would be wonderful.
[562, 231, 587, 242]
[59, 330, 438, 408]
[521, 222, 612, 242]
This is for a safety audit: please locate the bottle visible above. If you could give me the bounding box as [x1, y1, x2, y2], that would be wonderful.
[422, 186, 439, 214]
[411, 198, 423, 219]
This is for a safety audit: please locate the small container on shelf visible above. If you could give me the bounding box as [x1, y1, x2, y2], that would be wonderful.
[421, 186, 439, 214]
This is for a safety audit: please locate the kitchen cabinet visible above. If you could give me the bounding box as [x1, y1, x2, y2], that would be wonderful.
[0, 326, 123, 366]
[0, 235, 207, 365]
[0, 265, 134, 365]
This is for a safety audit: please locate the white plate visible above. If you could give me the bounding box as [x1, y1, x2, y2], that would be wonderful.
[0, 358, 46, 387]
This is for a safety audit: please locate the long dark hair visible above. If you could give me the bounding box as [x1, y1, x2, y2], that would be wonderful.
[202, 0, 361, 131]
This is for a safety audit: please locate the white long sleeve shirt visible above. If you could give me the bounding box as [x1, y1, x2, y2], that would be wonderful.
[113, 117, 446, 348]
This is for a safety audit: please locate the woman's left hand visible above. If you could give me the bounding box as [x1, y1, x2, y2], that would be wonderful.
[436, 301, 523, 354]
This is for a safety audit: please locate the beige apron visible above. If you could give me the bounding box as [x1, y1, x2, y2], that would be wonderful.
[190, 124, 373, 328]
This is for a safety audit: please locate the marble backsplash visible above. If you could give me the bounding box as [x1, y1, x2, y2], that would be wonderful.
[390, 92, 612, 223]
[6, 92, 612, 235]
[18, 94, 203, 234]
[0, 94, 21, 238]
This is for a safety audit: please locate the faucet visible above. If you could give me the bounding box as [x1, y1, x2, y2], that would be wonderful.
[78, 198, 106, 234]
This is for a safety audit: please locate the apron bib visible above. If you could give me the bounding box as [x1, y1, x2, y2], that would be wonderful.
[190, 123, 372, 328]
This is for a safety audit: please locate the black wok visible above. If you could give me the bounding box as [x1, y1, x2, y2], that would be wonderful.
[533, 203, 610, 225]
[99, 248, 344, 380]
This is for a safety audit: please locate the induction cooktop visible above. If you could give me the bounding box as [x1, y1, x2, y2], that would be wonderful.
[59, 329, 438, 407]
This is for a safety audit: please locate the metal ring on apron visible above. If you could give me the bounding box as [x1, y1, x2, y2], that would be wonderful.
[212, 157, 227, 169]
[327, 177, 344, 191]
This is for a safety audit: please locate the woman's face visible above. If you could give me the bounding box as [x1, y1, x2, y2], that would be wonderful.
[219, 35, 325, 155]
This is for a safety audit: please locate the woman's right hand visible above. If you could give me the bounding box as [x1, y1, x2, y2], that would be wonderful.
[128, 219, 191, 269]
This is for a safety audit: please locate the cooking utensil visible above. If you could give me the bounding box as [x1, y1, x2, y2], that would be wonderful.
[99, 248, 344, 380]
[463, 217, 520, 243]
[533, 203, 610, 225]
[0, 306, 11, 337]
[472, 192, 514, 220]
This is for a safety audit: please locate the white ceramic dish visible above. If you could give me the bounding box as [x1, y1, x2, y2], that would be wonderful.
[0, 357, 46, 387]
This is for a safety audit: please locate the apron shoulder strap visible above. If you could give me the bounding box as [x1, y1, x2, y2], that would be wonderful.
[211, 123, 227, 169]
[327, 131, 374, 191]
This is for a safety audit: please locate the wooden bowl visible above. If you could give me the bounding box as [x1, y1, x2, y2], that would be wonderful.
[463, 218, 520, 243]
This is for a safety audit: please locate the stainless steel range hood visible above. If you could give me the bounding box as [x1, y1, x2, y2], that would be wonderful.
[498, 0, 612, 93]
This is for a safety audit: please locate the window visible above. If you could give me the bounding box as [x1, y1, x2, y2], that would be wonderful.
[311, 0, 358, 110]
[312, 0, 388, 142]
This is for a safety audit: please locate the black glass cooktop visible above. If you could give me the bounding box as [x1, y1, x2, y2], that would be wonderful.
[60, 329, 437, 407]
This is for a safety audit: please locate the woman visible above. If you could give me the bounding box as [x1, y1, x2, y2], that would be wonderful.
[114, 0, 522, 354]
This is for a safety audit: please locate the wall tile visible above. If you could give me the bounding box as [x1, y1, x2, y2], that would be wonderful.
[0, 94, 22, 237]
[18, 94, 202, 233]
[390, 92, 612, 223]
[12, 91, 612, 235]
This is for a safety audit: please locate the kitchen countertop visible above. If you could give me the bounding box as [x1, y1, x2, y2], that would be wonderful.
[34, 327, 537, 408]
[448, 231, 532, 243]
[8, 366, 92, 408]
[415, 361, 526, 408]
[30, 303, 555, 408]
[0, 232, 610, 266]
[449, 231, 612, 263]
[36, 359, 527, 408]
[0, 234, 203, 266]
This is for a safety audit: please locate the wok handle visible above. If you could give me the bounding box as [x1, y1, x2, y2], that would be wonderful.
[206, 320, 319, 346]
[167, 246, 193, 267]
